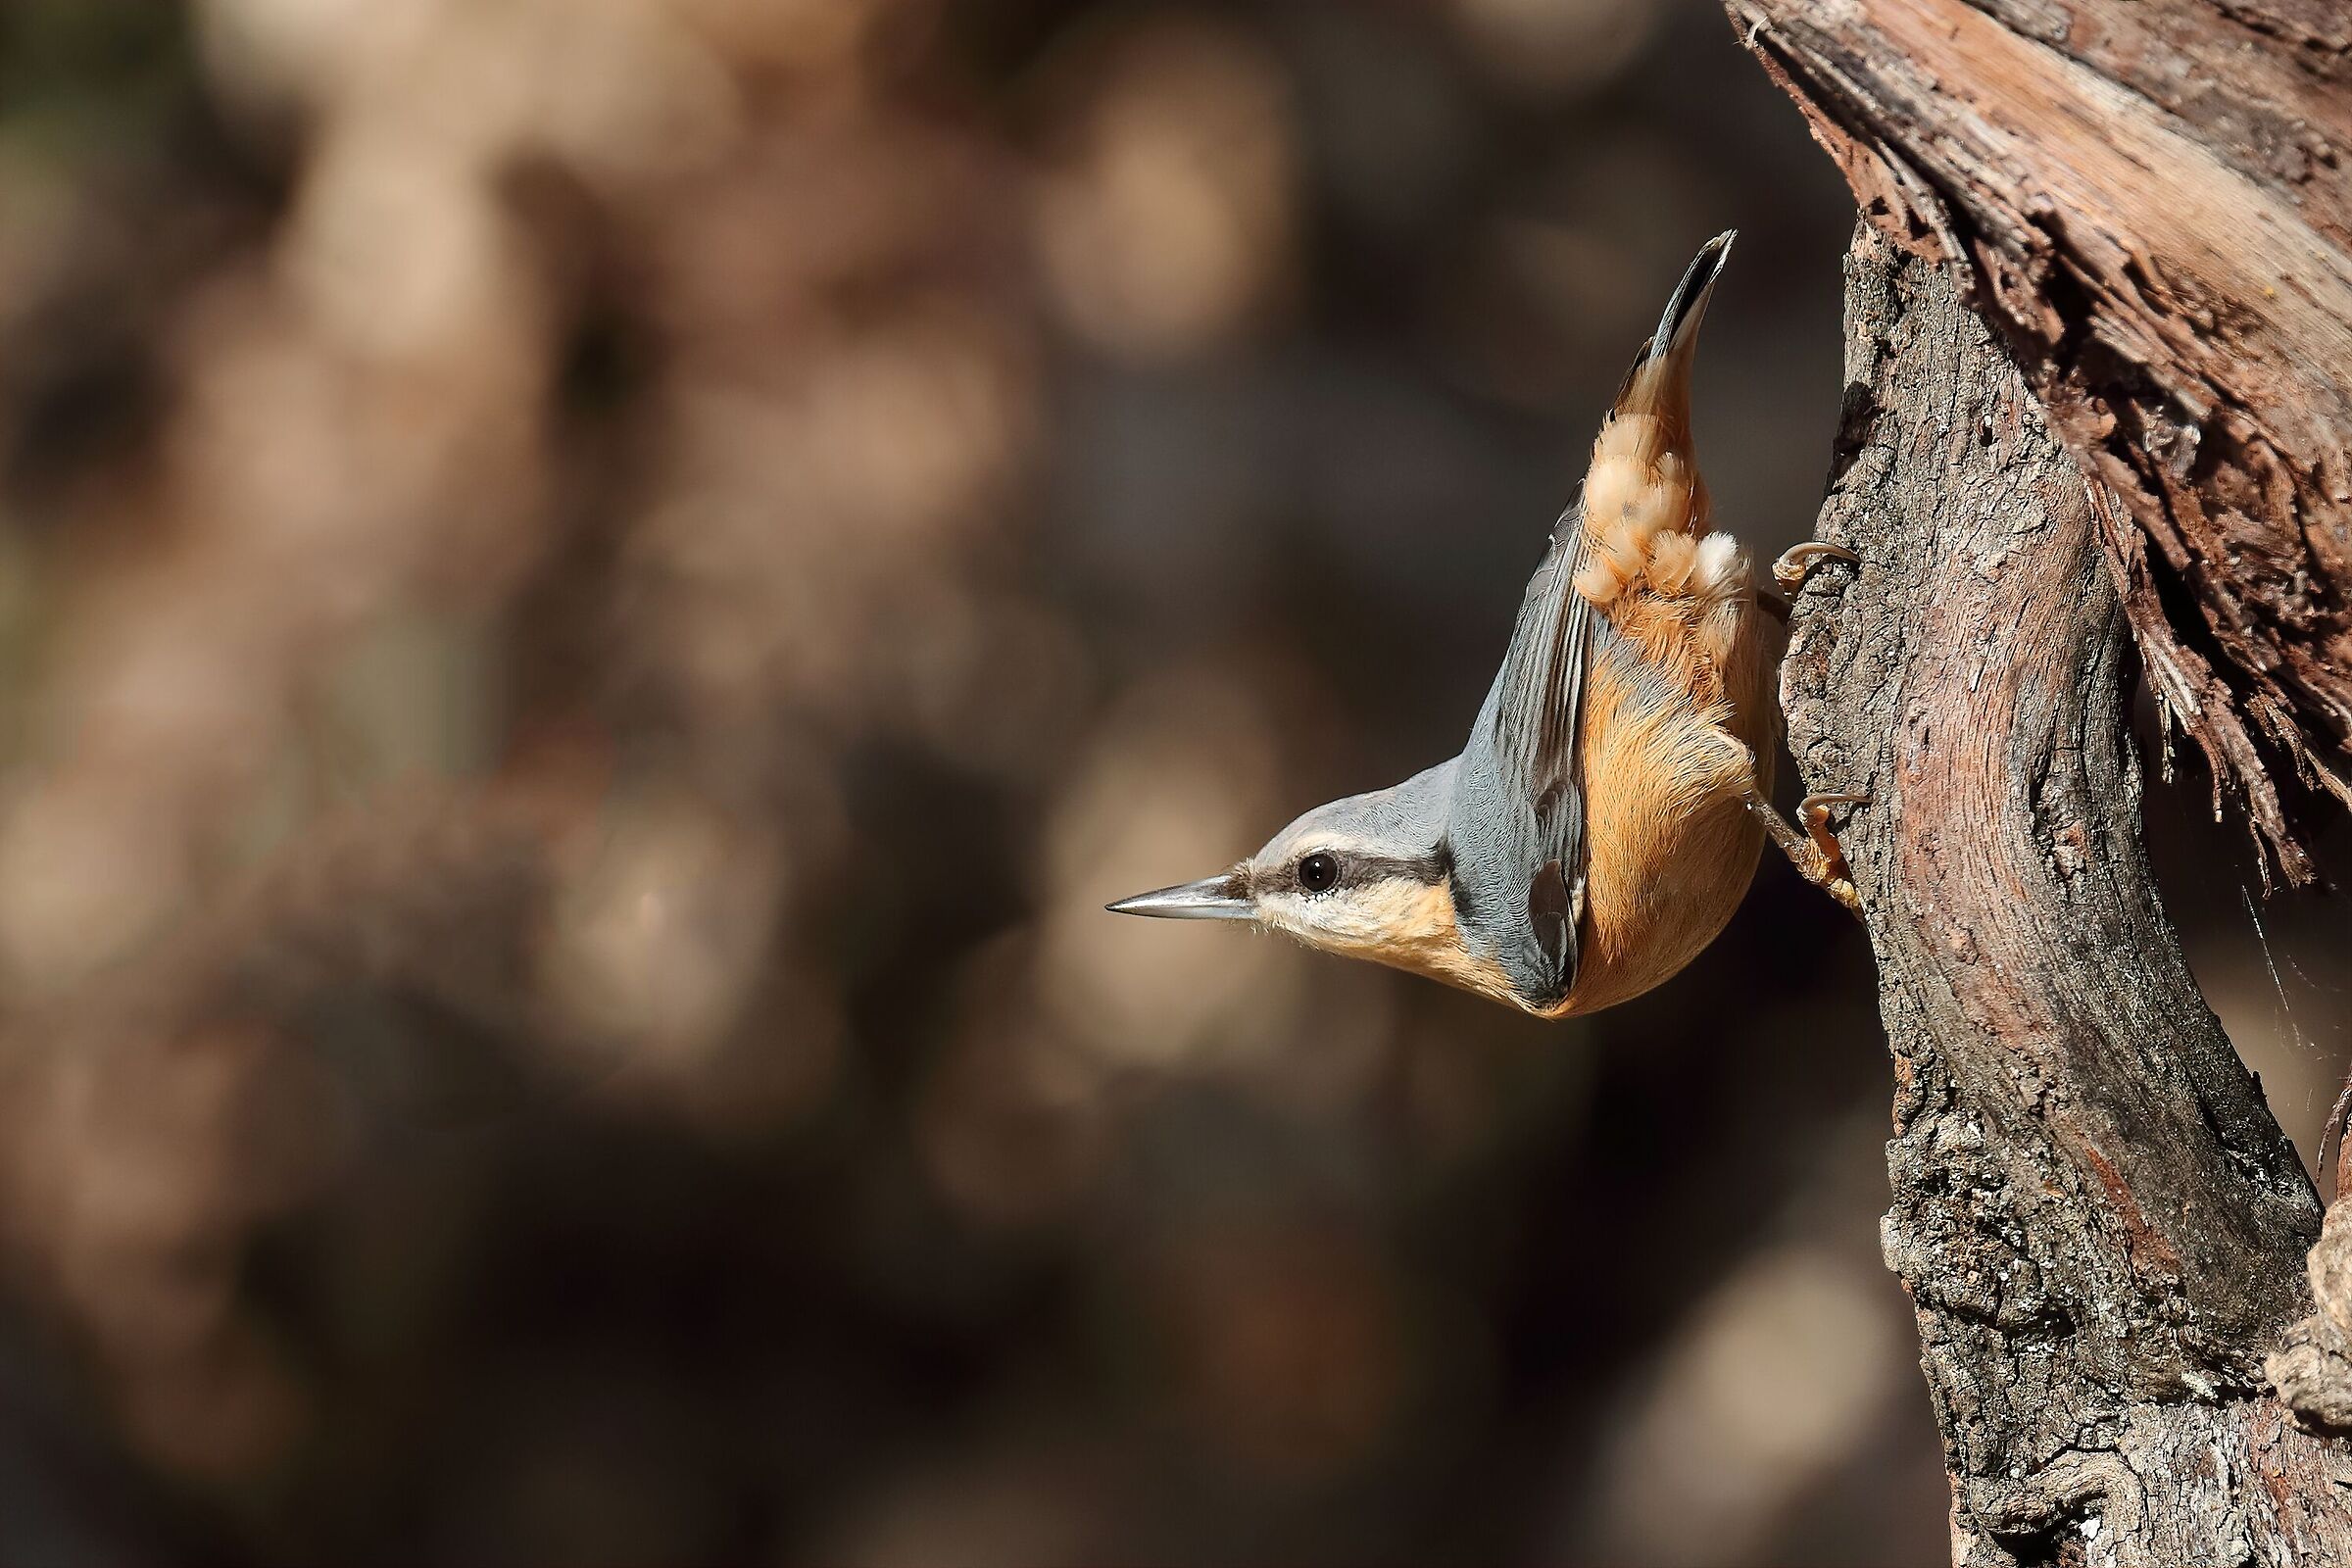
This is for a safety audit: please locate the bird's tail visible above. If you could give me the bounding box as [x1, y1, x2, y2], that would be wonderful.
[1610, 229, 1733, 450]
[1574, 231, 1736, 609]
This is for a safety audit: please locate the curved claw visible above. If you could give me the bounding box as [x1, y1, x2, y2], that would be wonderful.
[1747, 787, 1871, 917]
[1799, 791, 1870, 915]
[1773, 541, 1860, 594]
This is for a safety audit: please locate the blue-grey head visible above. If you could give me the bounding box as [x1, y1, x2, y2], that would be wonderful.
[1104, 759, 1527, 1004]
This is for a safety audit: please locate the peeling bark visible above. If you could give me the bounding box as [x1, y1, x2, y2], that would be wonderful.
[1732, 0, 2352, 886]
[1781, 225, 2349, 1566]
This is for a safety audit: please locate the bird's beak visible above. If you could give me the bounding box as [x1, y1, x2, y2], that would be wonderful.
[1104, 869, 1256, 921]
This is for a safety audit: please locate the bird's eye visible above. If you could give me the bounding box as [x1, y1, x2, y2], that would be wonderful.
[1298, 852, 1341, 893]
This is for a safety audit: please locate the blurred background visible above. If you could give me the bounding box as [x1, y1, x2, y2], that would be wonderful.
[0, 0, 2345, 1563]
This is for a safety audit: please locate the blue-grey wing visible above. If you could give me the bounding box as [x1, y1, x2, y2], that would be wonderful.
[1451, 507, 1594, 1006]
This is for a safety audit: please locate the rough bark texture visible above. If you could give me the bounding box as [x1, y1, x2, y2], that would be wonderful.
[1782, 225, 2349, 1566]
[1732, 0, 2352, 887]
[2270, 1203, 2352, 1433]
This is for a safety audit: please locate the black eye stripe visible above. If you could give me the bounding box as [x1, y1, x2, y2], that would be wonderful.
[1287, 849, 1448, 896]
[1370, 851, 1449, 884]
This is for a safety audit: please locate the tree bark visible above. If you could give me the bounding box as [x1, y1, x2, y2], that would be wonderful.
[1729, 0, 2352, 888]
[1784, 221, 2350, 1567]
[1729, 2, 2352, 1555]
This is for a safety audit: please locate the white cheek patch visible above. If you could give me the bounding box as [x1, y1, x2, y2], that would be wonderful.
[1264, 881, 1449, 956]
[1255, 891, 1314, 938]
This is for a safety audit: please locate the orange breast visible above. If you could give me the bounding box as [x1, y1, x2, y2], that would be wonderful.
[1544, 602, 1781, 1018]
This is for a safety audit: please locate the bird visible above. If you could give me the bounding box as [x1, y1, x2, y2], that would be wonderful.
[1105, 231, 1864, 1018]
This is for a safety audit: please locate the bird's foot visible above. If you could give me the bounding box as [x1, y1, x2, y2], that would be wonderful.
[1749, 789, 1870, 916]
[1772, 541, 1860, 594]
[1797, 791, 1868, 913]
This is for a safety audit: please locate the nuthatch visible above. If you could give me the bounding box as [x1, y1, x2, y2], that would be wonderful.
[1107, 233, 1863, 1017]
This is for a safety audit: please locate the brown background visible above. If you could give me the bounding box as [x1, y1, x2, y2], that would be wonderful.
[0, 0, 2343, 1563]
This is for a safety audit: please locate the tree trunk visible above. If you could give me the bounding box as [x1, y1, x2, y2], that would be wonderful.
[1730, 1, 2352, 1556]
[1785, 220, 2349, 1566]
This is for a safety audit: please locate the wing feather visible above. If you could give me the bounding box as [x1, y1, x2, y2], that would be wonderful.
[1452, 507, 1595, 1005]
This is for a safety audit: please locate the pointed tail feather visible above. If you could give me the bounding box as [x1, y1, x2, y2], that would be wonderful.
[1650, 231, 1736, 366]
[1611, 229, 1735, 434]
